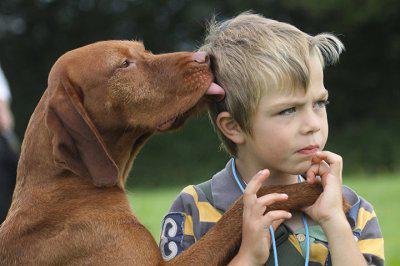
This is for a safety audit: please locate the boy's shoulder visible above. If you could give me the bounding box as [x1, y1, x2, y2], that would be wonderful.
[159, 160, 238, 261]
[342, 185, 384, 264]
[160, 181, 223, 257]
[170, 158, 242, 213]
[160, 161, 237, 251]
[168, 183, 216, 213]
[342, 184, 380, 235]
[342, 184, 376, 216]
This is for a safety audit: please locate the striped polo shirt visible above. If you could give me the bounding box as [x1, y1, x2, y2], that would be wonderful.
[159, 159, 384, 265]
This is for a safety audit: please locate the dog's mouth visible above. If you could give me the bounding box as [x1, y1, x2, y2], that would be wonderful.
[203, 82, 225, 102]
[156, 82, 225, 132]
[157, 117, 177, 131]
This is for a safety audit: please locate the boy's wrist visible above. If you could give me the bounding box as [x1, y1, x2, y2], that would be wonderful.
[320, 212, 349, 234]
[232, 249, 264, 266]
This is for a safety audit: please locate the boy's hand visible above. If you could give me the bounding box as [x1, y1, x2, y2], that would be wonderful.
[302, 151, 346, 226]
[234, 169, 292, 266]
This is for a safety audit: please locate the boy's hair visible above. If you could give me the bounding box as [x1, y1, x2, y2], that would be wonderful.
[200, 12, 344, 155]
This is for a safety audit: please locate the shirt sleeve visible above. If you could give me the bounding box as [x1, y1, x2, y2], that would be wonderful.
[159, 185, 198, 261]
[0, 65, 11, 102]
[354, 196, 385, 265]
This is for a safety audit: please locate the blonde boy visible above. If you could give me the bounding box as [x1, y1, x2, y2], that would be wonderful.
[160, 12, 384, 265]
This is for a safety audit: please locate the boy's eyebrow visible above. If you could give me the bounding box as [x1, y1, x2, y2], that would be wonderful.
[269, 89, 329, 109]
[314, 89, 329, 100]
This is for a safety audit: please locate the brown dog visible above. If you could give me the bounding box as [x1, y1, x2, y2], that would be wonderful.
[0, 40, 329, 265]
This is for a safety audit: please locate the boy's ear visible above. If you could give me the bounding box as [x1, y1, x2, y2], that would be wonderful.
[216, 111, 245, 145]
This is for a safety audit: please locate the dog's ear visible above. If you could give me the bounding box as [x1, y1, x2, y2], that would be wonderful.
[45, 77, 119, 187]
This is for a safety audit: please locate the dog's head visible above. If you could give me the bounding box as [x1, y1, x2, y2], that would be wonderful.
[45, 40, 224, 187]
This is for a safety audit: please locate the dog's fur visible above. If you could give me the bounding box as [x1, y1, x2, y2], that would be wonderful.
[0, 41, 336, 265]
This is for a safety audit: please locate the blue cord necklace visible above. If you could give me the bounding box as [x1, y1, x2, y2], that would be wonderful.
[231, 158, 310, 266]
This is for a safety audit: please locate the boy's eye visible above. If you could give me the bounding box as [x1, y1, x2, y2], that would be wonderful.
[314, 100, 330, 109]
[278, 107, 296, 116]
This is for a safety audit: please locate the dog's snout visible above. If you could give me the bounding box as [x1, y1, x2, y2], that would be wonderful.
[193, 51, 210, 64]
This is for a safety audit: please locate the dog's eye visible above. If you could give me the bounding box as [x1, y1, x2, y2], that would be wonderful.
[120, 60, 130, 68]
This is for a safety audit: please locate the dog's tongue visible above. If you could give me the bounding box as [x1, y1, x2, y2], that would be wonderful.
[205, 82, 225, 102]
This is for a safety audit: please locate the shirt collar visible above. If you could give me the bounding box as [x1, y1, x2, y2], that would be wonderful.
[211, 158, 243, 212]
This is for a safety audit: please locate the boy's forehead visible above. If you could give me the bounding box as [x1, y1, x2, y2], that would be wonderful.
[264, 86, 306, 102]
[262, 85, 328, 107]
[261, 55, 326, 104]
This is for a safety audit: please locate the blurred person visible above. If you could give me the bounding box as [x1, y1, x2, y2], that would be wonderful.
[0, 63, 19, 224]
[159, 13, 384, 265]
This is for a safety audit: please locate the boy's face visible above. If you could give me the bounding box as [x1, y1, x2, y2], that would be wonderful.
[242, 55, 329, 175]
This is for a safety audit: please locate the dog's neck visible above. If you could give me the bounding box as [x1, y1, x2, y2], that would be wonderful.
[100, 128, 153, 187]
[14, 97, 64, 197]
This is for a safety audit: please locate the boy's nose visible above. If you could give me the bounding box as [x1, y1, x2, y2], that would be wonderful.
[301, 112, 321, 135]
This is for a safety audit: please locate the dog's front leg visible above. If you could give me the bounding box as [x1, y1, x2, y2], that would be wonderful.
[161, 182, 333, 266]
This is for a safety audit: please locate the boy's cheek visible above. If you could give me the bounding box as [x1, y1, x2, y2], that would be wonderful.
[321, 120, 329, 144]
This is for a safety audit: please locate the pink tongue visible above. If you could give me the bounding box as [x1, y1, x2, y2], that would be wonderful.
[205, 82, 225, 102]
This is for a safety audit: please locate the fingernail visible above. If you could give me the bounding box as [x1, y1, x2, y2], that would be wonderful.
[259, 169, 267, 175]
[281, 194, 288, 198]
[288, 213, 292, 218]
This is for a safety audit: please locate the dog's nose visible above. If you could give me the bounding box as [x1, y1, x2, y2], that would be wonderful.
[193, 51, 210, 64]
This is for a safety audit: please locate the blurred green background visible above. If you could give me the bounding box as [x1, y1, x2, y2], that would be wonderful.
[0, 0, 399, 264]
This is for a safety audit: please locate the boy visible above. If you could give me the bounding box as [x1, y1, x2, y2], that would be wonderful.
[159, 12, 384, 265]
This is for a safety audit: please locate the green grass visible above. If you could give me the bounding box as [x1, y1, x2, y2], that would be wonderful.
[128, 174, 400, 265]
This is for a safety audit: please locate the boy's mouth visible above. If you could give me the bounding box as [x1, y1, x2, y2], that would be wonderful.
[297, 145, 320, 155]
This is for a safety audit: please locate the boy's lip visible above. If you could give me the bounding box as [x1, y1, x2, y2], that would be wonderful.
[297, 145, 320, 155]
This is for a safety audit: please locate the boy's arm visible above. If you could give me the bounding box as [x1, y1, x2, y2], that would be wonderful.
[323, 199, 384, 266]
[302, 151, 367, 265]
[322, 213, 368, 266]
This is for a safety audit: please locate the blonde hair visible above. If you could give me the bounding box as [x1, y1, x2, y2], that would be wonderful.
[200, 12, 344, 155]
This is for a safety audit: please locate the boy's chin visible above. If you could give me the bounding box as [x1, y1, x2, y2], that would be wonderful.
[289, 160, 313, 176]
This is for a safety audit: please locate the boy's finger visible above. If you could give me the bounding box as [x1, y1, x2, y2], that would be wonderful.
[262, 210, 292, 226]
[243, 169, 270, 199]
[307, 161, 332, 187]
[314, 151, 343, 179]
[253, 193, 287, 216]
[318, 160, 332, 186]
[256, 193, 288, 207]
[306, 163, 320, 184]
